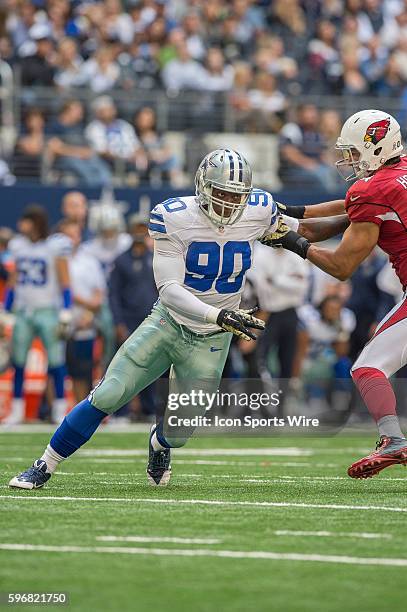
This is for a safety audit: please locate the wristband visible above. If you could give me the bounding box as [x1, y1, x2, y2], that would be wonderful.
[62, 288, 72, 309]
[4, 287, 14, 312]
[281, 231, 310, 259]
[283, 205, 306, 219]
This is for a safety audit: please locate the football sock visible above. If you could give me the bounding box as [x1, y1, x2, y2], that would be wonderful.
[152, 420, 172, 450]
[50, 399, 106, 458]
[40, 444, 65, 474]
[352, 367, 405, 438]
[13, 365, 24, 398]
[377, 415, 405, 440]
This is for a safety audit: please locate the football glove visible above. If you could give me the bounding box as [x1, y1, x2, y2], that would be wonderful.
[57, 308, 73, 340]
[260, 216, 310, 259]
[276, 201, 305, 219]
[216, 307, 265, 341]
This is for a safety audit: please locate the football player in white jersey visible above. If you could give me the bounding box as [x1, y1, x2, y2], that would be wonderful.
[9, 150, 348, 489]
[1, 206, 72, 425]
[81, 205, 132, 366]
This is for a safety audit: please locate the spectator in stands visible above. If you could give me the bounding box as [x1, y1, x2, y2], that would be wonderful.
[359, 34, 388, 90]
[200, 47, 234, 92]
[47, 100, 112, 186]
[279, 104, 336, 190]
[47, 0, 72, 42]
[161, 40, 205, 93]
[231, 0, 266, 47]
[19, 23, 56, 86]
[133, 106, 183, 186]
[54, 37, 84, 90]
[78, 45, 120, 94]
[13, 108, 45, 180]
[85, 96, 148, 178]
[228, 61, 253, 128]
[393, 34, 407, 81]
[268, 0, 308, 62]
[183, 9, 206, 61]
[108, 212, 157, 418]
[6, 0, 37, 56]
[373, 53, 404, 96]
[247, 71, 286, 132]
[103, 0, 134, 46]
[59, 219, 105, 403]
[118, 37, 160, 90]
[341, 50, 369, 95]
[307, 19, 340, 93]
[253, 35, 299, 87]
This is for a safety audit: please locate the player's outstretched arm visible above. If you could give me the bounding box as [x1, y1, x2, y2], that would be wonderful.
[261, 218, 379, 281]
[277, 199, 346, 219]
[298, 214, 350, 242]
[306, 222, 379, 280]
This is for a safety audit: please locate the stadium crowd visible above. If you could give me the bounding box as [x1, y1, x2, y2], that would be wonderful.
[0, 192, 403, 424]
[1, 1, 407, 188]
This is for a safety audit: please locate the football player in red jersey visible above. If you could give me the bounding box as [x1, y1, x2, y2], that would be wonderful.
[262, 109, 407, 479]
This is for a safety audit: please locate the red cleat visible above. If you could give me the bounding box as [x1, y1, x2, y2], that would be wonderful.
[348, 436, 407, 479]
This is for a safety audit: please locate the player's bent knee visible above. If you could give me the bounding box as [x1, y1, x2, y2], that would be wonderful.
[91, 376, 128, 414]
[163, 435, 189, 448]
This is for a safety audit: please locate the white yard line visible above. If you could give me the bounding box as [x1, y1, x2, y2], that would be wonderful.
[79, 448, 313, 457]
[0, 543, 406, 567]
[273, 530, 392, 539]
[63, 458, 339, 468]
[96, 536, 222, 544]
[2, 495, 407, 513]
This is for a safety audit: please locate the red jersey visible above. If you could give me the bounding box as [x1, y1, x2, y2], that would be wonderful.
[345, 158, 407, 289]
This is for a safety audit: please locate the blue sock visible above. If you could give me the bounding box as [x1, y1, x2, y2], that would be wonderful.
[155, 420, 172, 449]
[48, 366, 66, 399]
[13, 365, 24, 398]
[50, 399, 106, 458]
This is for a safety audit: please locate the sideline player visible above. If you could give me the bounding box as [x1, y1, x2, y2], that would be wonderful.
[1, 206, 72, 424]
[262, 109, 407, 478]
[8, 150, 348, 489]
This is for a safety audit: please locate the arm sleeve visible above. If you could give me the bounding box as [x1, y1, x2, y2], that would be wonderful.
[153, 239, 220, 324]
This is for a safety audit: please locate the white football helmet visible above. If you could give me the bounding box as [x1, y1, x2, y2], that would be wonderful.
[195, 149, 252, 226]
[335, 109, 403, 181]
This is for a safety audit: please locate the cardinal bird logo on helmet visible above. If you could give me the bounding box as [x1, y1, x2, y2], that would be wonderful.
[363, 118, 391, 145]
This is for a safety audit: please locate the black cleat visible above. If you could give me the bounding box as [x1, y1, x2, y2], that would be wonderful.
[147, 425, 171, 486]
[9, 459, 51, 490]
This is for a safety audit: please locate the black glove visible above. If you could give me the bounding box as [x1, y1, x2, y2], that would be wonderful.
[216, 307, 265, 341]
[276, 201, 305, 219]
[260, 217, 310, 259]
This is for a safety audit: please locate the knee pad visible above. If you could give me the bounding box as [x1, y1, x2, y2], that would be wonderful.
[91, 376, 127, 414]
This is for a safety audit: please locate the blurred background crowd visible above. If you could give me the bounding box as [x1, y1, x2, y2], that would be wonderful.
[1, 0, 407, 189]
[0, 193, 405, 424]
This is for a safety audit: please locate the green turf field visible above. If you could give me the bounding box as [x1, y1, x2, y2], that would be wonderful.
[1, 428, 406, 612]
